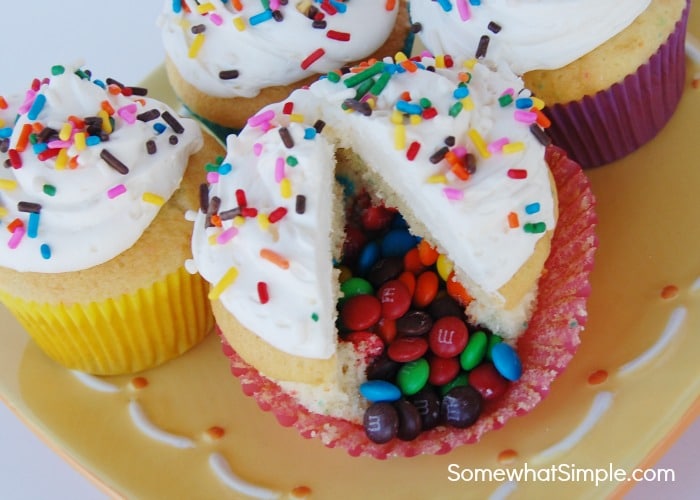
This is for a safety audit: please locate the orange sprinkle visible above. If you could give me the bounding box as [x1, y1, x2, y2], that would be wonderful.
[417, 240, 439, 266]
[587, 369, 608, 385]
[497, 449, 519, 464]
[507, 212, 520, 228]
[210, 214, 223, 228]
[291, 486, 312, 498]
[533, 108, 551, 128]
[0, 96, 7, 109]
[31, 122, 44, 134]
[131, 376, 149, 389]
[385, 0, 397, 10]
[401, 60, 418, 73]
[7, 218, 23, 233]
[660, 284, 679, 299]
[399, 90, 412, 101]
[107, 84, 122, 95]
[232, 0, 243, 11]
[68, 155, 79, 169]
[458, 71, 471, 83]
[101, 100, 115, 115]
[15, 123, 32, 152]
[205, 426, 226, 439]
[260, 248, 290, 269]
[446, 271, 473, 306]
[450, 163, 470, 181]
[68, 115, 85, 128]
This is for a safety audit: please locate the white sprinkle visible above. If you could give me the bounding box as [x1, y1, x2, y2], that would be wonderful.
[128, 400, 195, 449]
[184, 258, 198, 274]
[209, 452, 281, 499]
[532, 391, 613, 464]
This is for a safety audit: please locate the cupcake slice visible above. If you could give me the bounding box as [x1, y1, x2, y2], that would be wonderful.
[409, 0, 690, 167]
[0, 65, 224, 375]
[158, 0, 412, 133]
[191, 53, 596, 454]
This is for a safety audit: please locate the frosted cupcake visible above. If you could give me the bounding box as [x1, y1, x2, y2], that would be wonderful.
[158, 0, 411, 133]
[0, 65, 224, 375]
[409, 0, 690, 167]
[191, 53, 597, 455]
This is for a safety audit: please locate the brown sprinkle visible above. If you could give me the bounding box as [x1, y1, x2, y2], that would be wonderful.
[100, 149, 129, 174]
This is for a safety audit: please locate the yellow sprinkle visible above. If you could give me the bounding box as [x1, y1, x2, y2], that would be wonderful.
[409, 114, 422, 126]
[365, 97, 376, 110]
[0, 119, 5, 128]
[55, 149, 68, 170]
[233, 17, 246, 31]
[502, 141, 525, 154]
[197, 2, 216, 14]
[0, 207, 7, 218]
[468, 128, 491, 158]
[59, 123, 72, 141]
[394, 124, 406, 150]
[188, 33, 206, 58]
[0, 179, 18, 191]
[394, 52, 408, 63]
[257, 213, 270, 231]
[280, 178, 292, 199]
[208, 233, 219, 245]
[233, 215, 246, 227]
[460, 96, 474, 111]
[531, 97, 545, 110]
[97, 110, 112, 134]
[436, 254, 454, 282]
[209, 267, 239, 300]
[390, 110, 403, 125]
[74, 132, 86, 151]
[463, 58, 477, 69]
[426, 174, 447, 184]
[289, 113, 304, 123]
[142, 192, 165, 206]
[434, 55, 445, 68]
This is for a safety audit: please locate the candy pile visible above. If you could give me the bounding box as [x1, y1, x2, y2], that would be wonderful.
[335, 191, 522, 443]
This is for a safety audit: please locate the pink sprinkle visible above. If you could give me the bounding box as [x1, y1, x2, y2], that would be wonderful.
[420, 50, 432, 58]
[456, 0, 471, 21]
[207, 172, 220, 184]
[18, 89, 37, 114]
[217, 227, 239, 244]
[275, 157, 285, 182]
[210, 13, 223, 25]
[487, 137, 509, 153]
[451, 145, 467, 158]
[107, 184, 127, 199]
[501, 88, 515, 97]
[8, 226, 25, 249]
[514, 110, 537, 124]
[117, 104, 138, 124]
[248, 109, 276, 127]
[47, 140, 72, 149]
[270, 0, 281, 9]
[443, 187, 464, 201]
[253, 143, 264, 156]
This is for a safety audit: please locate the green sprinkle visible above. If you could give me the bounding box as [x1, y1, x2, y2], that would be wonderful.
[419, 97, 432, 109]
[42, 184, 57, 197]
[448, 101, 463, 117]
[74, 68, 90, 80]
[286, 156, 298, 167]
[523, 222, 547, 234]
[311, 312, 319, 322]
[215, 155, 225, 165]
[368, 72, 392, 97]
[343, 62, 385, 88]
[353, 78, 375, 101]
[205, 163, 219, 172]
[498, 94, 514, 107]
[51, 65, 65, 76]
[29, 133, 38, 145]
[326, 71, 341, 83]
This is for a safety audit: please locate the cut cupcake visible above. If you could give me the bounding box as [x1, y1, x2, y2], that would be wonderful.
[192, 53, 596, 454]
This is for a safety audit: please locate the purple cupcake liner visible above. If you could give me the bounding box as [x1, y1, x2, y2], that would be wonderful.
[544, 0, 690, 168]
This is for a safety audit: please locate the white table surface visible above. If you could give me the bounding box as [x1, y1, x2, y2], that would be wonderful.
[0, 2, 698, 499]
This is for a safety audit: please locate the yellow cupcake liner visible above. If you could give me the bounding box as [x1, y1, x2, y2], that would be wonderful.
[0, 267, 213, 375]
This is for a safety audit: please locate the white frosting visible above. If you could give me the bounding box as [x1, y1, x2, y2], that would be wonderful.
[209, 453, 281, 500]
[70, 371, 120, 393]
[158, 0, 400, 98]
[0, 67, 203, 273]
[410, 0, 651, 73]
[192, 54, 556, 360]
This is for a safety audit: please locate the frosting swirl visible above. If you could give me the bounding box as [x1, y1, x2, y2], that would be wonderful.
[409, 0, 650, 73]
[158, 0, 401, 98]
[192, 53, 556, 360]
[0, 66, 203, 273]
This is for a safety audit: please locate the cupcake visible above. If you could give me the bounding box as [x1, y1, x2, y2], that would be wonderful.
[409, 0, 690, 167]
[191, 52, 597, 455]
[0, 65, 224, 375]
[158, 0, 412, 133]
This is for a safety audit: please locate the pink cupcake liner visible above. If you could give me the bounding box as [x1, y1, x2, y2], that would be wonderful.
[218, 144, 597, 458]
[544, 0, 690, 168]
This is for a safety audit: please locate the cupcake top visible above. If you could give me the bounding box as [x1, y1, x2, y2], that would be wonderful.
[191, 53, 556, 360]
[158, 0, 402, 98]
[409, 0, 651, 74]
[0, 66, 203, 274]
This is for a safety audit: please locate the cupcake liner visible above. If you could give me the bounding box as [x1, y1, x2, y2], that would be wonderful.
[0, 266, 213, 375]
[544, 0, 690, 168]
[217, 144, 597, 458]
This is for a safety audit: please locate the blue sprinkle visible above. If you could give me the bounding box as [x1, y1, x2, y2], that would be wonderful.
[515, 97, 534, 109]
[27, 94, 46, 120]
[85, 136, 101, 146]
[249, 10, 273, 25]
[453, 86, 469, 99]
[436, 0, 452, 12]
[153, 122, 166, 134]
[0, 128, 12, 139]
[218, 163, 232, 175]
[172, 0, 181, 13]
[93, 79, 106, 89]
[40, 243, 51, 260]
[27, 212, 40, 239]
[329, 0, 347, 13]
[304, 127, 317, 140]
[469, 0, 481, 5]
[525, 202, 541, 214]
[396, 100, 422, 115]
[32, 143, 48, 154]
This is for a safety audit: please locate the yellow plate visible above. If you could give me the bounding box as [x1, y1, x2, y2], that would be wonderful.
[2, 19, 700, 500]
